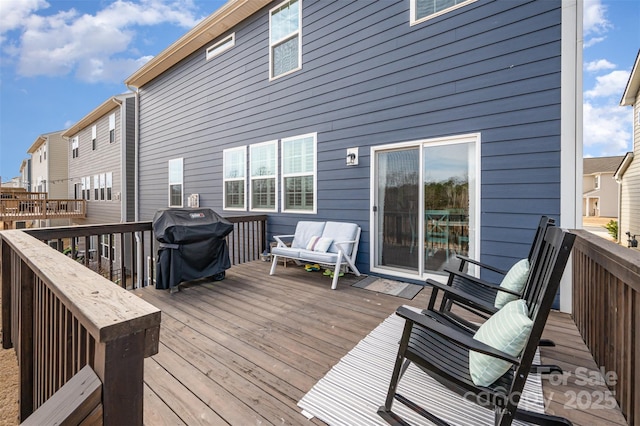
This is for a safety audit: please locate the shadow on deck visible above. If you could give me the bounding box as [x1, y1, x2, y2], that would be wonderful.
[134, 260, 628, 426]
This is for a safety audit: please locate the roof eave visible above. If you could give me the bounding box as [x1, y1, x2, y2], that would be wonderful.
[124, 0, 271, 89]
[27, 135, 47, 154]
[620, 50, 640, 106]
[61, 96, 128, 139]
[614, 152, 634, 182]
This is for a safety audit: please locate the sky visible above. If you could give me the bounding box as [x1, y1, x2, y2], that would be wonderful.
[1, 0, 639, 182]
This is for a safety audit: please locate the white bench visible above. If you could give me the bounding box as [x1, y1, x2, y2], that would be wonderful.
[269, 221, 361, 289]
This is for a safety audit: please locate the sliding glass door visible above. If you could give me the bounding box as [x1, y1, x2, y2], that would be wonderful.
[372, 134, 478, 278]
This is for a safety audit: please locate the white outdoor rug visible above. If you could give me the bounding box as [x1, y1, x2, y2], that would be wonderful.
[298, 307, 545, 426]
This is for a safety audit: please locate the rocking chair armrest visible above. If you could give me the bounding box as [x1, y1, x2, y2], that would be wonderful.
[441, 269, 523, 298]
[456, 255, 508, 275]
[396, 306, 521, 365]
[273, 234, 294, 247]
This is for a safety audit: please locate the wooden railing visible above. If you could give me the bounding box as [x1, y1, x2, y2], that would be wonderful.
[571, 229, 640, 425]
[1, 214, 267, 424]
[1, 230, 161, 425]
[25, 215, 268, 288]
[0, 198, 86, 221]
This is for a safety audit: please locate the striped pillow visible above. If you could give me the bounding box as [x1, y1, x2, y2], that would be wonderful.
[494, 258, 530, 308]
[469, 299, 533, 387]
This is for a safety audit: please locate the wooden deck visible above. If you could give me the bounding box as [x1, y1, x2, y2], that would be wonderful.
[133, 260, 628, 426]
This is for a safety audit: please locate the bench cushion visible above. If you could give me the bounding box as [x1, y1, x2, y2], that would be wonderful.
[291, 221, 326, 249]
[323, 221, 359, 255]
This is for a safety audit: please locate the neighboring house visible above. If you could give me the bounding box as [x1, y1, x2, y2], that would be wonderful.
[1, 177, 21, 188]
[125, 0, 582, 308]
[582, 156, 623, 218]
[26, 130, 69, 227]
[617, 49, 640, 248]
[20, 159, 31, 191]
[61, 93, 136, 268]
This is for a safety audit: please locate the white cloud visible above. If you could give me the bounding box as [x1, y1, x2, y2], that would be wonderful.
[583, 0, 612, 48]
[583, 102, 633, 156]
[3, 0, 204, 83]
[584, 70, 631, 99]
[585, 59, 616, 72]
[0, 0, 50, 35]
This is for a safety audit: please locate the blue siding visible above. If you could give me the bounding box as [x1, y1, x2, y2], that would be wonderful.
[137, 0, 563, 274]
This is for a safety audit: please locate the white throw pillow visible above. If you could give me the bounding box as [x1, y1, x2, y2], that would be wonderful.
[306, 236, 333, 253]
[469, 299, 533, 387]
[494, 258, 530, 308]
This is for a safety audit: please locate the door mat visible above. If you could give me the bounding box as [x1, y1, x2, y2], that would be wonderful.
[351, 276, 423, 300]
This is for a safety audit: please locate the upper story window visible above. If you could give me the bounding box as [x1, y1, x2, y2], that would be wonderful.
[71, 137, 79, 158]
[269, 0, 302, 80]
[594, 175, 600, 190]
[250, 141, 278, 212]
[411, 0, 476, 25]
[206, 33, 235, 60]
[223, 146, 247, 210]
[281, 133, 316, 213]
[92, 125, 97, 150]
[168, 158, 183, 207]
[109, 113, 116, 143]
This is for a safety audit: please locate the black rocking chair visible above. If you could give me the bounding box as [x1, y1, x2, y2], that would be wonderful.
[378, 226, 575, 426]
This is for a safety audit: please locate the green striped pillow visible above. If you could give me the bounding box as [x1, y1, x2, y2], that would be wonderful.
[469, 299, 533, 387]
[494, 258, 530, 308]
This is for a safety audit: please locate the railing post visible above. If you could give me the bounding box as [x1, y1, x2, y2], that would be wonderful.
[94, 331, 146, 426]
[1, 238, 12, 349]
[19, 258, 35, 422]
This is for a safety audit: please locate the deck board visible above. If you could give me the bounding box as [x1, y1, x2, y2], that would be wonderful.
[134, 260, 628, 426]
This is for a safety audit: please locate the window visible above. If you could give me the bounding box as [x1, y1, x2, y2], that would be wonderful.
[106, 172, 112, 201]
[168, 158, 183, 207]
[75, 182, 81, 199]
[43, 144, 46, 160]
[100, 235, 115, 260]
[281, 133, 316, 213]
[109, 113, 116, 143]
[206, 33, 235, 60]
[71, 137, 79, 158]
[269, 0, 301, 79]
[85, 176, 91, 200]
[81, 177, 86, 200]
[94, 175, 99, 200]
[250, 141, 278, 211]
[411, 0, 476, 24]
[594, 175, 600, 190]
[100, 173, 106, 200]
[223, 147, 246, 210]
[92, 125, 97, 150]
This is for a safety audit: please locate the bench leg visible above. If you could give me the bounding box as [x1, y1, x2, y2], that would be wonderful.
[331, 257, 342, 290]
[269, 256, 279, 275]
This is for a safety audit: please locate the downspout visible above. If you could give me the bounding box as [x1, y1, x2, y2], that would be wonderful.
[110, 97, 124, 223]
[127, 85, 142, 288]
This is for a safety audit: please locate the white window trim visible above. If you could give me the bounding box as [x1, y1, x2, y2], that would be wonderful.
[168, 158, 184, 208]
[249, 140, 278, 212]
[280, 132, 317, 214]
[223, 146, 247, 211]
[206, 33, 235, 61]
[410, 0, 477, 26]
[269, 0, 302, 81]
